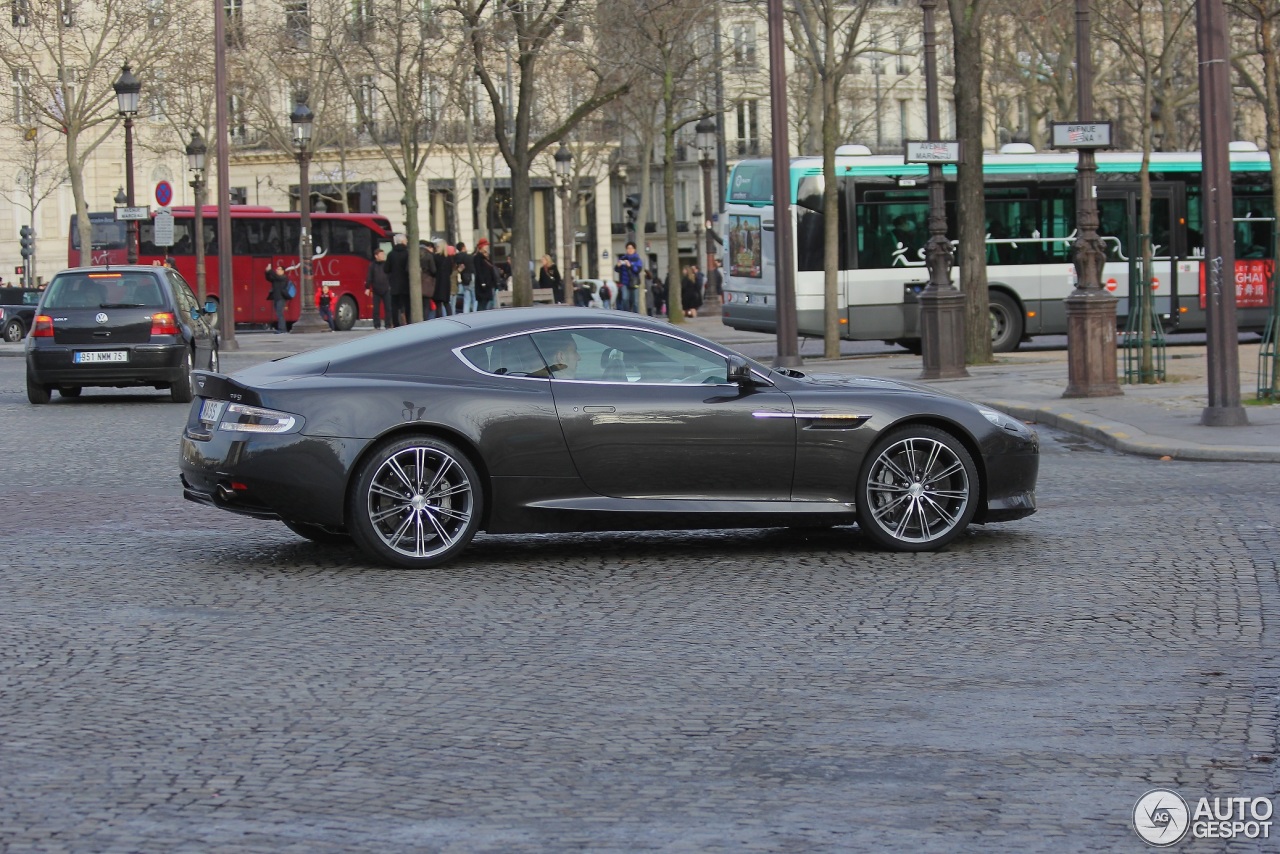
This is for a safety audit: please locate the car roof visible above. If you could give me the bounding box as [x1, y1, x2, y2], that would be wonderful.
[444, 306, 672, 336]
[57, 265, 170, 276]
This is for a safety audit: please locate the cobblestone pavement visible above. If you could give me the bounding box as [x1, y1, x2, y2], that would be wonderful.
[0, 348, 1277, 852]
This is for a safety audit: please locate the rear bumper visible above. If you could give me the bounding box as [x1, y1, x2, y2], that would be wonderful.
[27, 343, 186, 386]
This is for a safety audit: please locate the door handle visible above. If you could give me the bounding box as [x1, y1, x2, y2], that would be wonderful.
[583, 405, 615, 413]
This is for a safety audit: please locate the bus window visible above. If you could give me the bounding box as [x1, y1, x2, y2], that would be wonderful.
[1040, 186, 1075, 263]
[855, 190, 929, 269]
[1097, 198, 1131, 261]
[69, 215, 127, 252]
[1233, 191, 1274, 259]
[795, 175, 853, 272]
[985, 199, 1041, 265]
[233, 219, 283, 256]
[326, 220, 371, 256]
[140, 219, 194, 256]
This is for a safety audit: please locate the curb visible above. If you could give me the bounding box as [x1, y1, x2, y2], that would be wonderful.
[986, 398, 1280, 464]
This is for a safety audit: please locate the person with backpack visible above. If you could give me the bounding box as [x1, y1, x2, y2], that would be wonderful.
[365, 248, 391, 329]
[599, 280, 613, 309]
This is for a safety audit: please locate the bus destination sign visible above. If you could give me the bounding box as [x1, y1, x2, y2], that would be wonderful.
[904, 140, 962, 164]
[1050, 121, 1113, 149]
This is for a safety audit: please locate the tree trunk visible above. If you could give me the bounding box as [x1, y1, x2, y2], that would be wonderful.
[950, 0, 993, 364]
[1263, 8, 1280, 396]
[510, 165, 533, 307]
[822, 70, 840, 359]
[663, 76, 684, 323]
[67, 134, 92, 267]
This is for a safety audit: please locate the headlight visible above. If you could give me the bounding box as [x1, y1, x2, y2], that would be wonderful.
[217, 402, 301, 434]
[978, 406, 1029, 435]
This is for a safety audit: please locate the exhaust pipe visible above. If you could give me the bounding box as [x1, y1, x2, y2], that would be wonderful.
[216, 483, 237, 501]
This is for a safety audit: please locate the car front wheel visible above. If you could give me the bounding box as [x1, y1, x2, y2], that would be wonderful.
[348, 435, 482, 568]
[855, 425, 979, 551]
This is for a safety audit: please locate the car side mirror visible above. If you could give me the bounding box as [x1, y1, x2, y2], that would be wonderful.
[204, 299, 218, 315]
[727, 355, 754, 388]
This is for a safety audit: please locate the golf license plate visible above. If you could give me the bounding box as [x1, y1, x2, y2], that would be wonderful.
[199, 399, 226, 426]
[74, 351, 128, 364]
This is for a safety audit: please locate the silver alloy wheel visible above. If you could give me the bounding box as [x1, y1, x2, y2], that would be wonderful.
[3, 318, 23, 343]
[365, 444, 475, 560]
[335, 295, 358, 331]
[862, 434, 971, 545]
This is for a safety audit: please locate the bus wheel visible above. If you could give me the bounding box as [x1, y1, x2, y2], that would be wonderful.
[335, 295, 359, 331]
[988, 291, 1023, 353]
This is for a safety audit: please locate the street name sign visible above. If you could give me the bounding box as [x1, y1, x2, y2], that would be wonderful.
[115, 206, 150, 221]
[903, 140, 962, 164]
[1050, 122, 1114, 149]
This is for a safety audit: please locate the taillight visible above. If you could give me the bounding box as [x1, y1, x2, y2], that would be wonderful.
[150, 311, 179, 335]
[32, 315, 54, 337]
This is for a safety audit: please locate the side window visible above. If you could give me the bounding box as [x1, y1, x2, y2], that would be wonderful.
[459, 334, 547, 377]
[167, 270, 199, 313]
[855, 193, 930, 270]
[531, 328, 728, 384]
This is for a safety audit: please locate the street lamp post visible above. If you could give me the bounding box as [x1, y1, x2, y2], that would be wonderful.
[696, 117, 720, 315]
[554, 142, 574, 304]
[918, 0, 967, 379]
[1062, 0, 1122, 398]
[113, 65, 141, 265]
[185, 130, 208, 303]
[290, 98, 328, 333]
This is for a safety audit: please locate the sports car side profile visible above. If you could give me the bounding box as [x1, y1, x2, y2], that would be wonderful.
[180, 308, 1038, 568]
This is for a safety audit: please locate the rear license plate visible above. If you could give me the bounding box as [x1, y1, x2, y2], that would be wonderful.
[199, 399, 226, 425]
[74, 351, 128, 363]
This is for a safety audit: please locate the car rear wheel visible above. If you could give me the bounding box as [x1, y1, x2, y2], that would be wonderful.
[171, 349, 194, 403]
[855, 425, 979, 551]
[282, 519, 351, 544]
[26, 369, 50, 405]
[348, 435, 482, 569]
[3, 318, 24, 342]
[334, 295, 358, 331]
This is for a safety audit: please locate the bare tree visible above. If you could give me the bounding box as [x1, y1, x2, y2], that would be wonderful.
[0, 0, 172, 264]
[0, 127, 68, 277]
[787, 0, 872, 357]
[451, 0, 627, 306]
[948, 0, 993, 364]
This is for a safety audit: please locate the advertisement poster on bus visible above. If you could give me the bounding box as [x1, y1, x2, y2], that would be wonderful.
[728, 214, 762, 278]
[1199, 259, 1274, 309]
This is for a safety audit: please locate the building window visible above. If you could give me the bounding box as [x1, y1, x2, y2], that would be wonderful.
[224, 0, 244, 48]
[285, 0, 310, 40]
[898, 100, 909, 144]
[733, 25, 757, 68]
[735, 99, 759, 156]
[896, 34, 909, 74]
[228, 88, 247, 142]
[355, 75, 376, 135]
[11, 0, 29, 26]
[60, 0, 74, 25]
[11, 69, 31, 125]
[349, 0, 374, 39]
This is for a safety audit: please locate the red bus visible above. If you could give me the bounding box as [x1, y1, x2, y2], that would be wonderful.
[69, 207, 395, 330]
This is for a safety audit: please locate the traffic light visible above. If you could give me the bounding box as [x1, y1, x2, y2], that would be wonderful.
[19, 225, 34, 259]
[623, 194, 639, 230]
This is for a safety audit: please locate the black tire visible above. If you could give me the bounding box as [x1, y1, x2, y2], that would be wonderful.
[26, 370, 50, 405]
[893, 338, 924, 355]
[988, 290, 1024, 353]
[855, 424, 979, 552]
[282, 519, 351, 544]
[171, 349, 194, 403]
[3, 318, 24, 343]
[334, 295, 359, 331]
[347, 435, 482, 568]
[58, 386, 82, 398]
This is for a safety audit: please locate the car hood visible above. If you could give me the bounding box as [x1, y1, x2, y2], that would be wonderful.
[787, 371, 938, 394]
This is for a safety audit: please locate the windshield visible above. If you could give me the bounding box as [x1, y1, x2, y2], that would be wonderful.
[42, 272, 166, 309]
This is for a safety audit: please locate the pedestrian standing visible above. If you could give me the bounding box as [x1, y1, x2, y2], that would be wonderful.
[317, 284, 335, 329]
[265, 262, 290, 333]
[433, 242, 454, 317]
[473, 238, 499, 311]
[365, 247, 391, 329]
[538, 255, 564, 304]
[385, 233, 411, 327]
[453, 242, 476, 313]
[614, 241, 643, 312]
[419, 240, 439, 320]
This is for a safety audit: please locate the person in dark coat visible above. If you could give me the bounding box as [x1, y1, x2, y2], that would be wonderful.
[682, 265, 703, 317]
[365, 247, 391, 329]
[384, 234, 412, 327]
[433, 242, 453, 317]
[538, 254, 564, 304]
[419, 241, 441, 320]
[453, 242, 476, 313]
[264, 262, 290, 333]
[473, 238, 499, 311]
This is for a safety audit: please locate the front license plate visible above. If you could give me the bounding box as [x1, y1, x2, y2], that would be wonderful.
[199, 399, 226, 425]
[74, 351, 128, 363]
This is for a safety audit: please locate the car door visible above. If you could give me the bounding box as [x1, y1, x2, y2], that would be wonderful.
[531, 326, 796, 500]
[167, 270, 213, 366]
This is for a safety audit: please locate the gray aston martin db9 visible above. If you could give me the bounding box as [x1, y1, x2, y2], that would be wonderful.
[180, 308, 1038, 568]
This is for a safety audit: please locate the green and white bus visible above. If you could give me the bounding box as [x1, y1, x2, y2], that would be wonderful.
[720, 145, 1276, 351]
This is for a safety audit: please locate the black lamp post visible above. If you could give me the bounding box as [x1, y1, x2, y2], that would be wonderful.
[918, 0, 967, 379]
[185, 130, 208, 303]
[113, 65, 141, 265]
[554, 142, 574, 303]
[696, 117, 720, 314]
[290, 98, 328, 333]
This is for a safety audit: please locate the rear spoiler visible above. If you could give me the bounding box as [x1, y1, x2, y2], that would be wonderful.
[191, 370, 264, 407]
